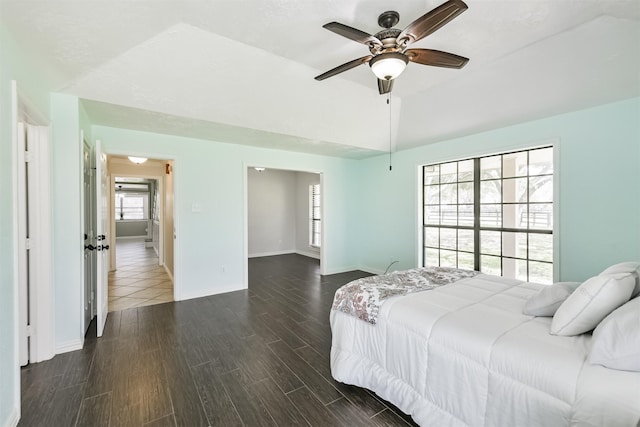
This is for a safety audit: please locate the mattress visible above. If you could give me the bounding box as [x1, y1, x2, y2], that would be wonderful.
[330, 273, 640, 426]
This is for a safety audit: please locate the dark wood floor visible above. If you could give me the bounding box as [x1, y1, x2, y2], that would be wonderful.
[18, 254, 418, 426]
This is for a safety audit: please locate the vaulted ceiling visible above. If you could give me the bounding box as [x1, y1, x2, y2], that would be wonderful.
[3, 0, 639, 158]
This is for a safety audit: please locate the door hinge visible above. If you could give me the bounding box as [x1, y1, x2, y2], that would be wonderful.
[25, 325, 34, 337]
[25, 238, 31, 250]
[24, 150, 33, 163]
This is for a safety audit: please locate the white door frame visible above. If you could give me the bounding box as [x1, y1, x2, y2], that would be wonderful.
[110, 173, 165, 271]
[99, 148, 178, 301]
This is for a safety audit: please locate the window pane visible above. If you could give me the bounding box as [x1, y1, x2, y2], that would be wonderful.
[425, 206, 440, 225]
[503, 257, 528, 281]
[502, 178, 527, 203]
[481, 156, 501, 180]
[502, 232, 527, 259]
[458, 252, 474, 270]
[441, 205, 457, 226]
[458, 182, 473, 204]
[529, 176, 553, 203]
[480, 231, 501, 256]
[425, 248, 439, 267]
[422, 145, 553, 280]
[116, 193, 147, 220]
[424, 165, 440, 185]
[529, 233, 553, 262]
[529, 261, 553, 284]
[502, 151, 527, 178]
[529, 203, 553, 230]
[440, 184, 457, 204]
[458, 229, 474, 253]
[480, 180, 501, 203]
[529, 147, 553, 176]
[425, 185, 440, 204]
[458, 160, 474, 182]
[480, 204, 501, 227]
[458, 205, 474, 226]
[503, 204, 528, 229]
[441, 162, 457, 183]
[424, 227, 439, 247]
[440, 228, 456, 250]
[440, 250, 457, 267]
[481, 255, 501, 275]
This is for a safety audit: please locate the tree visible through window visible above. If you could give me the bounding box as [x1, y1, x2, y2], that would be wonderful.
[423, 146, 553, 283]
[310, 184, 321, 247]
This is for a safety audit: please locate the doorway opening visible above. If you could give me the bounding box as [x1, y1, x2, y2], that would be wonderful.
[105, 156, 175, 311]
[246, 166, 323, 276]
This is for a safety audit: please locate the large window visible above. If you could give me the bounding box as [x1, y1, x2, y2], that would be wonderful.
[310, 184, 321, 247]
[422, 146, 553, 283]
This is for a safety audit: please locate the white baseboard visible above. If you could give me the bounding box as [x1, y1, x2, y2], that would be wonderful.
[358, 265, 384, 275]
[55, 339, 83, 355]
[295, 250, 320, 260]
[3, 406, 19, 427]
[248, 250, 295, 258]
[322, 265, 361, 275]
[177, 283, 247, 302]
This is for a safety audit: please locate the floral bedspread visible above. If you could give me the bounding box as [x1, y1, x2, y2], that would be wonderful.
[332, 267, 480, 325]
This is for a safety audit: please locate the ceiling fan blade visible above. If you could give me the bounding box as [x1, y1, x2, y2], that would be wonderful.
[398, 0, 468, 45]
[314, 55, 373, 81]
[377, 79, 394, 95]
[323, 22, 382, 47]
[406, 48, 468, 68]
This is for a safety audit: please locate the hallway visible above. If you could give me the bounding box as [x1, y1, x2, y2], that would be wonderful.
[108, 238, 173, 311]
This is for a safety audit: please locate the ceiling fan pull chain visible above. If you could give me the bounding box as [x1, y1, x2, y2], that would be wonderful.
[388, 93, 392, 171]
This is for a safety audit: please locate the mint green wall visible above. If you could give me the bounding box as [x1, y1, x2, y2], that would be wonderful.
[91, 125, 360, 301]
[355, 98, 640, 281]
[50, 93, 84, 349]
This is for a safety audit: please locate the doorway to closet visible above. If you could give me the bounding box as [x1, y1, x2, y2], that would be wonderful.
[247, 167, 322, 269]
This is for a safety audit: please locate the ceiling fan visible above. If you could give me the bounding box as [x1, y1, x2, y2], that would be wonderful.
[314, 0, 469, 95]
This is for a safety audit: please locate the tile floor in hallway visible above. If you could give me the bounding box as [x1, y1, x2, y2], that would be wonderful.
[108, 238, 173, 312]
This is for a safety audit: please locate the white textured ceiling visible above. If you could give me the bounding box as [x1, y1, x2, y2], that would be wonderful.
[2, 0, 639, 158]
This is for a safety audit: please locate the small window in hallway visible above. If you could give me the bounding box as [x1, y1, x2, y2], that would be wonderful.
[310, 184, 321, 247]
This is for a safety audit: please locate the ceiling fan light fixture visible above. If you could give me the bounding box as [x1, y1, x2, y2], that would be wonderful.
[128, 156, 148, 164]
[369, 52, 408, 80]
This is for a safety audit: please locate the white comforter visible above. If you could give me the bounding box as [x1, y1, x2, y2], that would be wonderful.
[330, 273, 640, 426]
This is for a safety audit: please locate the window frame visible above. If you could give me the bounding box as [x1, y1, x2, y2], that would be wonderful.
[420, 145, 556, 283]
[310, 183, 321, 248]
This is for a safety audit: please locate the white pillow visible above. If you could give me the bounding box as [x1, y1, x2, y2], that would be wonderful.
[523, 282, 581, 317]
[590, 296, 640, 371]
[600, 261, 640, 298]
[550, 273, 635, 336]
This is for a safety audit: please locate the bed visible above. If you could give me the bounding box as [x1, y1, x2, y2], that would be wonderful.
[330, 267, 640, 427]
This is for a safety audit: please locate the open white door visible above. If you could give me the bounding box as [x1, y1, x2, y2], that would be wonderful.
[95, 140, 109, 337]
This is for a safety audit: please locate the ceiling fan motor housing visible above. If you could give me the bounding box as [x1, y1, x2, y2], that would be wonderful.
[378, 10, 400, 29]
[374, 28, 402, 50]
